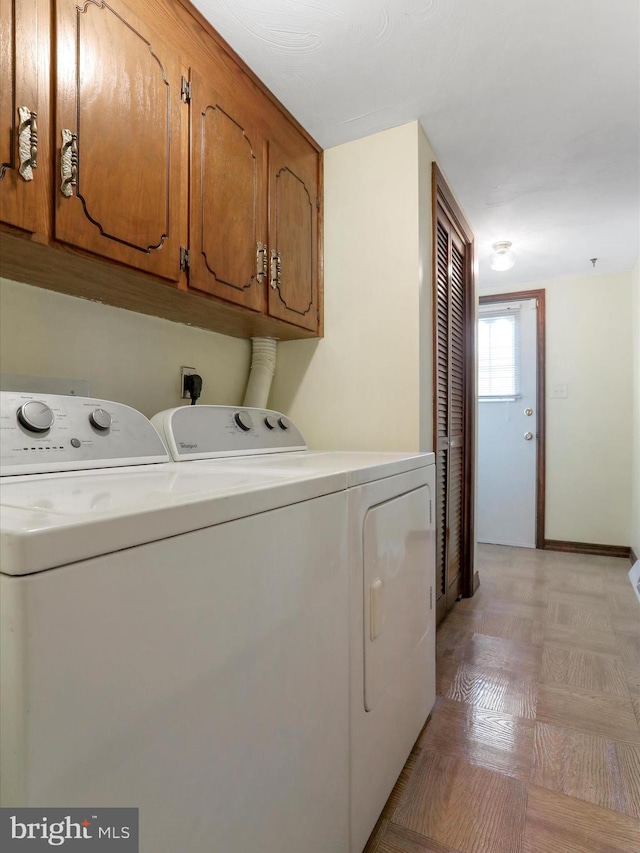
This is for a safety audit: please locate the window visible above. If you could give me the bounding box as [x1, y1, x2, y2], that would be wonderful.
[478, 306, 520, 400]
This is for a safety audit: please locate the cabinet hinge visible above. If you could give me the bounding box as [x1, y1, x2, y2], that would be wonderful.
[181, 76, 192, 103]
[180, 246, 190, 271]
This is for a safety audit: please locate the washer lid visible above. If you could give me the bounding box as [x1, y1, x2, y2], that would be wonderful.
[210, 450, 435, 484]
[0, 463, 347, 575]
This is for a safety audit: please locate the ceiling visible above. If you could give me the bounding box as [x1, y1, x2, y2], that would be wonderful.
[192, 0, 640, 288]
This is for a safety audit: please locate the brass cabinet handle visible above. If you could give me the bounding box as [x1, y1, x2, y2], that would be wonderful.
[256, 242, 268, 282]
[60, 129, 78, 197]
[270, 248, 281, 290]
[18, 106, 37, 181]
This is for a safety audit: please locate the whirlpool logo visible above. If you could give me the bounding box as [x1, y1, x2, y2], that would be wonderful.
[0, 809, 138, 850]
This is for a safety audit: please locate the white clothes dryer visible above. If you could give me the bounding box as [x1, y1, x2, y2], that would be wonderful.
[0, 393, 350, 853]
[152, 405, 437, 853]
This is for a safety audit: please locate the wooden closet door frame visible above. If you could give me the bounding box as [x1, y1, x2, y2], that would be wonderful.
[432, 163, 476, 601]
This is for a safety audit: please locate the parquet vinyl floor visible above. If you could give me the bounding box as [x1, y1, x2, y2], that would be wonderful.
[364, 545, 640, 853]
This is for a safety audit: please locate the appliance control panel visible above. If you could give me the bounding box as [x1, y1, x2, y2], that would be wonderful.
[151, 405, 306, 461]
[0, 392, 169, 475]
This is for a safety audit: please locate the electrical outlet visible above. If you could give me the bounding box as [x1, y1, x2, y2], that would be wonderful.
[181, 366, 196, 399]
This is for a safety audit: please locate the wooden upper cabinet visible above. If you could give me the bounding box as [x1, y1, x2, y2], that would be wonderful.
[0, 0, 323, 338]
[267, 138, 319, 332]
[188, 69, 321, 331]
[0, 0, 50, 234]
[54, 0, 181, 281]
[189, 70, 267, 313]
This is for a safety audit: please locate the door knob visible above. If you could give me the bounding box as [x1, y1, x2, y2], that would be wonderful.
[524, 431, 533, 441]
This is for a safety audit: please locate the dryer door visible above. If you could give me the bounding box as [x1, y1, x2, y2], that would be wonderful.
[363, 485, 431, 711]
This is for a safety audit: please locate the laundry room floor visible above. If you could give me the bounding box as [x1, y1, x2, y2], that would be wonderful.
[364, 544, 640, 853]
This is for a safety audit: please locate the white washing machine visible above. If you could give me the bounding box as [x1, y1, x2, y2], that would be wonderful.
[0, 392, 351, 853]
[152, 405, 437, 853]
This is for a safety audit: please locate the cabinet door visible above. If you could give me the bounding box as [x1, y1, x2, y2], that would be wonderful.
[267, 138, 319, 332]
[55, 0, 181, 281]
[189, 69, 267, 312]
[0, 0, 49, 234]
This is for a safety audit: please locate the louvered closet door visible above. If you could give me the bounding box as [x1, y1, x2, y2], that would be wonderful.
[435, 209, 467, 622]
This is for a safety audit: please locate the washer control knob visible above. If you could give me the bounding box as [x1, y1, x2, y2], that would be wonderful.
[90, 408, 112, 431]
[17, 401, 54, 432]
[278, 417, 290, 431]
[264, 415, 277, 430]
[234, 411, 254, 432]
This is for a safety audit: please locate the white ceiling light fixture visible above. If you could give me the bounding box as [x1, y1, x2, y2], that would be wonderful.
[489, 241, 515, 272]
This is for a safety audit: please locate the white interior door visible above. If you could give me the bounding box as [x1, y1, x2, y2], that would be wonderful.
[477, 298, 537, 547]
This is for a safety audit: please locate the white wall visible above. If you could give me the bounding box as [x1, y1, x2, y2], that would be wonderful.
[480, 270, 633, 546]
[270, 121, 435, 452]
[631, 257, 640, 558]
[0, 277, 250, 417]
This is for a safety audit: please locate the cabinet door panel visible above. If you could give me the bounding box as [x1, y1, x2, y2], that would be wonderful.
[55, 0, 181, 280]
[268, 139, 318, 332]
[0, 0, 49, 234]
[189, 70, 266, 312]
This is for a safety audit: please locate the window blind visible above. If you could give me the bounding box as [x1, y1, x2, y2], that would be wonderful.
[477, 306, 521, 399]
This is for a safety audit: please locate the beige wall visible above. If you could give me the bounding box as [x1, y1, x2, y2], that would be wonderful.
[0, 277, 250, 417]
[480, 270, 633, 547]
[418, 127, 435, 452]
[2, 120, 438, 454]
[270, 121, 435, 452]
[632, 257, 640, 559]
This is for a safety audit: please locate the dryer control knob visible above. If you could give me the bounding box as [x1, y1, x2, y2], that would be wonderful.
[264, 415, 277, 430]
[17, 400, 54, 432]
[234, 411, 254, 432]
[278, 417, 290, 431]
[90, 408, 112, 431]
